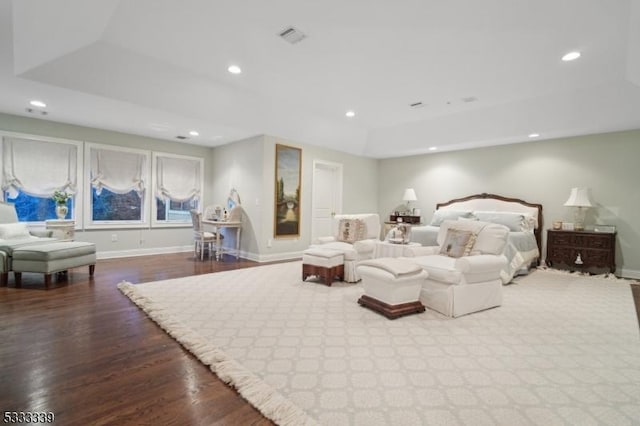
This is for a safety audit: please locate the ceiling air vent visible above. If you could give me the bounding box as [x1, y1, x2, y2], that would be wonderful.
[25, 107, 48, 115]
[279, 26, 307, 44]
[409, 102, 424, 109]
[175, 135, 188, 140]
[461, 96, 478, 103]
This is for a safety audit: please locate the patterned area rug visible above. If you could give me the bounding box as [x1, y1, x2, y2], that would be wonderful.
[119, 262, 640, 426]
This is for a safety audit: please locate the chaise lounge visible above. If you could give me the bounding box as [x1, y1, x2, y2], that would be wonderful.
[0, 202, 96, 287]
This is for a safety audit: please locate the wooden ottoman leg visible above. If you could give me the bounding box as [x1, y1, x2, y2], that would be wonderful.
[323, 268, 333, 287]
[0, 272, 7, 286]
[89, 264, 95, 276]
[14, 272, 21, 287]
[336, 264, 344, 282]
[44, 274, 52, 288]
[302, 264, 310, 281]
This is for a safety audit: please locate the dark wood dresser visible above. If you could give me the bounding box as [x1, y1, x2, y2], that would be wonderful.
[546, 229, 616, 274]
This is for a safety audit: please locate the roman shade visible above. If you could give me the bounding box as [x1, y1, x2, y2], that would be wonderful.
[155, 155, 201, 202]
[90, 147, 146, 196]
[2, 137, 77, 198]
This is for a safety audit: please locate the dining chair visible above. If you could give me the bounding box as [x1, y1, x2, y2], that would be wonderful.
[189, 210, 222, 260]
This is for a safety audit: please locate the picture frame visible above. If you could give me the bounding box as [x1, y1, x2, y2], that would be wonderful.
[593, 224, 616, 233]
[274, 144, 302, 238]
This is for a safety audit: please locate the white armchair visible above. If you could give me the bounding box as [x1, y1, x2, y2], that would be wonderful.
[311, 213, 381, 282]
[404, 219, 509, 317]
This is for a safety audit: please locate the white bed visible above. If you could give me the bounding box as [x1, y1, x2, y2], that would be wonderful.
[410, 193, 542, 284]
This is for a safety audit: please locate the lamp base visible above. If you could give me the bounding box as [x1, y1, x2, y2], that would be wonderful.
[573, 207, 587, 231]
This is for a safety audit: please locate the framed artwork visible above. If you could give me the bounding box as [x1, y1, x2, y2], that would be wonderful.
[274, 144, 301, 238]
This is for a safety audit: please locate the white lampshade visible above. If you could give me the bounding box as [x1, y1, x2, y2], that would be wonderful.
[402, 188, 417, 202]
[564, 187, 593, 207]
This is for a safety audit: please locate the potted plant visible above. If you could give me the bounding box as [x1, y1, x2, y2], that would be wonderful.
[52, 190, 71, 219]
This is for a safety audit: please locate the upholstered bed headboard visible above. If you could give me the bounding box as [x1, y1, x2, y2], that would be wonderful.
[435, 193, 543, 253]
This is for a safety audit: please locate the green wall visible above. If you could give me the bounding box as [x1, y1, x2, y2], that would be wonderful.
[378, 130, 640, 278]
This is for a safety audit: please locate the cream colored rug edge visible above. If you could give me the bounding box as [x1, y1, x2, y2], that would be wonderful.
[117, 280, 318, 426]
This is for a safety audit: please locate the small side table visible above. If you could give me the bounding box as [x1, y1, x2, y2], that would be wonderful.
[374, 241, 421, 258]
[45, 220, 75, 241]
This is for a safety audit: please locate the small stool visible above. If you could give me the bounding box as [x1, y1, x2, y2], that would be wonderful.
[12, 242, 97, 288]
[357, 258, 428, 319]
[302, 248, 344, 286]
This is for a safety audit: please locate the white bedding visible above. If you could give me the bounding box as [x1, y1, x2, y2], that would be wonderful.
[411, 225, 539, 284]
[406, 194, 542, 283]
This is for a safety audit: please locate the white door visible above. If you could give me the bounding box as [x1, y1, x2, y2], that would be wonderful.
[311, 160, 343, 243]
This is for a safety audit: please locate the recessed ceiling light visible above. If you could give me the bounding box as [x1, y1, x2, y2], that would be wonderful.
[189, 130, 199, 137]
[30, 100, 46, 108]
[228, 65, 242, 74]
[528, 133, 540, 138]
[428, 146, 438, 151]
[561, 51, 581, 61]
[345, 110, 355, 118]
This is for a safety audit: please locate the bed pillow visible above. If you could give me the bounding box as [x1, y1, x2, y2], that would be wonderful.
[472, 211, 533, 232]
[439, 229, 476, 258]
[0, 222, 31, 240]
[429, 210, 474, 226]
[337, 219, 367, 243]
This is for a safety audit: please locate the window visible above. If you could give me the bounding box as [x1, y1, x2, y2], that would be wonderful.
[152, 152, 203, 226]
[1, 133, 82, 223]
[5, 192, 74, 221]
[85, 143, 150, 228]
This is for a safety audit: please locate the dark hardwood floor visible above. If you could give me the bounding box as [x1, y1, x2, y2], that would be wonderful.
[1, 254, 639, 426]
[0, 252, 277, 426]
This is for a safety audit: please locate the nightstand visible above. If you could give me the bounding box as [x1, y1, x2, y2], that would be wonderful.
[383, 221, 423, 239]
[45, 219, 75, 241]
[546, 229, 616, 274]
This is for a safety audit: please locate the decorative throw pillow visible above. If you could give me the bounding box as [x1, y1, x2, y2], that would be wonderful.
[439, 229, 476, 258]
[0, 222, 31, 240]
[355, 220, 368, 241]
[338, 219, 358, 243]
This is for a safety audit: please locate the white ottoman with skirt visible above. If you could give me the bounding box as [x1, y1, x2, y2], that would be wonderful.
[302, 247, 344, 286]
[357, 258, 428, 319]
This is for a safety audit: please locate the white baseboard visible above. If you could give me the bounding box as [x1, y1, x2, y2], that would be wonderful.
[97, 245, 192, 259]
[619, 268, 640, 280]
[255, 251, 302, 263]
[97, 246, 303, 264]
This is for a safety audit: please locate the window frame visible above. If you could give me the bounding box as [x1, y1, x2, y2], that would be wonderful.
[151, 151, 204, 228]
[84, 142, 151, 229]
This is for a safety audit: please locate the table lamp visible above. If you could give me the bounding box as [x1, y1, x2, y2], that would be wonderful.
[564, 187, 593, 231]
[403, 188, 417, 214]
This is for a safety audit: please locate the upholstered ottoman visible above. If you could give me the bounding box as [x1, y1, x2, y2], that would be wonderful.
[12, 242, 97, 288]
[302, 248, 344, 286]
[357, 258, 428, 319]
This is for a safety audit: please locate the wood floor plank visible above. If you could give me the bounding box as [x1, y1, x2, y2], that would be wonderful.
[0, 252, 274, 426]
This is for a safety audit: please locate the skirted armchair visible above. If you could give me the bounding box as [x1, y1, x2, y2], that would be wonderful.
[310, 213, 381, 282]
[404, 219, 509, 317]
